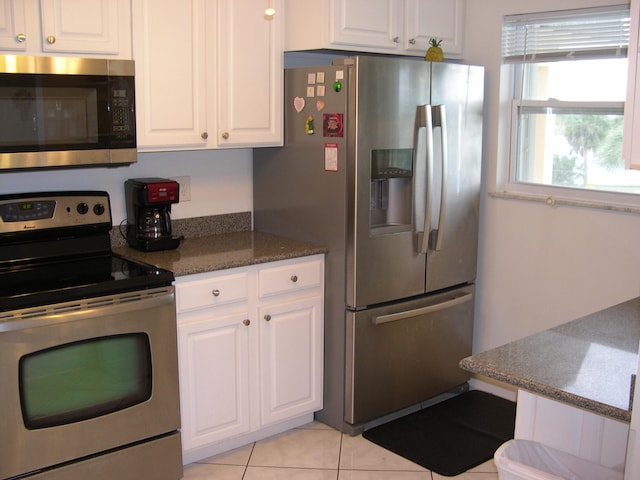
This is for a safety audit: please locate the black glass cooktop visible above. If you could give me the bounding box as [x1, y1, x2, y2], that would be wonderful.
[0, 253, 174, 312]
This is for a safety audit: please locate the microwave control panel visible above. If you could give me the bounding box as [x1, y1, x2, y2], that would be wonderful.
[109, 76, 135, 139]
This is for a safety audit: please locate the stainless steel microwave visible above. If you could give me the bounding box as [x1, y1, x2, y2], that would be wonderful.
[0, 55, 136, 171]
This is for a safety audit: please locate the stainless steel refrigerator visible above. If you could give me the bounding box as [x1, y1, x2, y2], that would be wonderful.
[254, 56, 484, 433]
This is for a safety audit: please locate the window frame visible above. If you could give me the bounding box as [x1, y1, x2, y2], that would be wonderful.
[502, 6, 636, 208]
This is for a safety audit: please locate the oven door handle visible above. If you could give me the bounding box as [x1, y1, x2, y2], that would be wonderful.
[371, 293, 473, 325]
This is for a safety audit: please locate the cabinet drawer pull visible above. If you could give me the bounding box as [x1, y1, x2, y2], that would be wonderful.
[264, 314, 271, 322]
[221, 132, 230, 140]
[243, 319, 251, 326]
[16, 33, 26, 43]
[290, 275, 298, 283]
[393, 36, 400, 43]
[46, 35, 56, 44]
[212, 289, 220, 297]
[409, 38, 416, 45]
[201, 131, 208, 140]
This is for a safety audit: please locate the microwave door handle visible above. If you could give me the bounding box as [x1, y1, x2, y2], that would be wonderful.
[432, 104, 448, 251]
[414, 105, 434, 255]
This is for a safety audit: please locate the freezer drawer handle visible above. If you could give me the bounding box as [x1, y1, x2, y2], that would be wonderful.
[371, 293, 473, 325]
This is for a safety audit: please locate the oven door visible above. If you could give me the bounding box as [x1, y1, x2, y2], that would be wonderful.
[0, 286, 180, 480]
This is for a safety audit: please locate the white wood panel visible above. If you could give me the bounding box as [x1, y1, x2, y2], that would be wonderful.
[132, 0, 208, 148]
[258, 295, 323, 426]
[40, 0, 120, 54]
[178, 310, 251, 450]
[515, 390, 629, 469]
[216, 0, 283, 147]
[0, 0, 26, 51]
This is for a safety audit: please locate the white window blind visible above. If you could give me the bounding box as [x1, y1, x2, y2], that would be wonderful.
[502, 5, 630, 64]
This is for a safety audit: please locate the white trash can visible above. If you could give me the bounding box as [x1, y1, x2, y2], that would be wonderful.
[494, 439, 624, 480]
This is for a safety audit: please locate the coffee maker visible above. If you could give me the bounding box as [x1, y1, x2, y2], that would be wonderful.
[125, 178, 181, 252]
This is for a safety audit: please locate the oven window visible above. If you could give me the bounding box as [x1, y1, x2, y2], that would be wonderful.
[19, 334, 152, 430]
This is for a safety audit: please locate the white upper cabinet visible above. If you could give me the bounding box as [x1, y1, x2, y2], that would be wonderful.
[624, 0, 640, 169]
[132, 0, 208, 149]
[285, 0, 464, 58]
[132, 0, 283, 151]
[216, 0, 283, 147]
[0, 0, 131, 58]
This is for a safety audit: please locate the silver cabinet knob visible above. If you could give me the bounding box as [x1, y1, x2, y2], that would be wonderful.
[46, 35, 55, 44]
[212, 289, 220, 297]
[290, 275, 298, 283]
[201, 132, 209, 140]
[409, 38, 416, 45]
[221, 132, 230, 140]
[264, 314, 271, 322]
[243, 319, 251, 326]
[16, 33, 26, 43]
[393, 36, 400, 43]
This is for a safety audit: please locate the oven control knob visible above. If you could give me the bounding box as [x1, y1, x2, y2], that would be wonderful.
[93, 203, 106, 216]
[76, 202, 89, 214]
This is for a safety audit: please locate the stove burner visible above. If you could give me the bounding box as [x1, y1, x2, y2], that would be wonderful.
[0, 191, 174, 312]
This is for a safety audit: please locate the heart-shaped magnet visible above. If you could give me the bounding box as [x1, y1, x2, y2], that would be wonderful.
[294, 97, 305, 113]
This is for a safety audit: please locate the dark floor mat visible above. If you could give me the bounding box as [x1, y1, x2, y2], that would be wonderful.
[362, 390, 516, 477]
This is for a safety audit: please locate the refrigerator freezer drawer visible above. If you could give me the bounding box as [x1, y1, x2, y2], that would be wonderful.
[345, 284, 474, 425]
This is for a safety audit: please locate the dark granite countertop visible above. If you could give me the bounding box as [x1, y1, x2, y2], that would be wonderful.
[460, 297, 640, 422]
[113, 231, 327, 277]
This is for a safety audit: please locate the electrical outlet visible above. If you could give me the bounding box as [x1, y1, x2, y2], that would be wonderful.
[170, 176, 191, 202]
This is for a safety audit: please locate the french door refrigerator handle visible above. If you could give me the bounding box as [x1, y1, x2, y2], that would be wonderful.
[432, 104, 448, 251]
[414, 104, 434, 255]
[371, 292, 473, 325]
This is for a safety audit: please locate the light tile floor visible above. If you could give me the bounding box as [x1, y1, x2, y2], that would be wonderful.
[183, 421, 499, 480]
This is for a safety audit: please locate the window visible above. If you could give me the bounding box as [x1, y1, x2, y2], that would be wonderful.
[502, 6, 639, 204]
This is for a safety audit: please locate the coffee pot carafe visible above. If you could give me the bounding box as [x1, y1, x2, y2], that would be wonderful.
[140, 207, 172, 240]
[125, 178, 181, 252]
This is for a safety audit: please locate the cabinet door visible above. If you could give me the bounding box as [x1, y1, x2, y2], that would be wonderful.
[40, 0, 128, 56]
[216, 0, 283, 147]
[132, 0, 209, 149]
[258, 295, 323, 426]
[330, 0, 402, 51]
[0, 0, 26, 51]
[404, 0, 464, 56]
[178, 310, 252, 450]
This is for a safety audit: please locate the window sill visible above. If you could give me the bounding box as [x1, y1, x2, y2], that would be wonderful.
[489, 191, 640, 215]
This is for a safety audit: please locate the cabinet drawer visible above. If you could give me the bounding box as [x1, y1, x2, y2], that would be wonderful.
[258, 259, 323, 298]
[176, 272, 249, 312]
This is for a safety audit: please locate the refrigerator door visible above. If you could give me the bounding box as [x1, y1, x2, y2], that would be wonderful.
[424, 63, 484, 293]
[345, 284, 474, 425]
[346, 57, 431, 309]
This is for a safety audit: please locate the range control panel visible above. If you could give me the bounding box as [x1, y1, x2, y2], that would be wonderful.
[0, 191, 112, 234]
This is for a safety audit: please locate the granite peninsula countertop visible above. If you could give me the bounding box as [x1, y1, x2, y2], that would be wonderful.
[113, 230, 327, 277]
[460, 297, 640, 422]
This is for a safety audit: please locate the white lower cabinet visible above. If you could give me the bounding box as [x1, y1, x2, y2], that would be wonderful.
[175, 255, 324, 463]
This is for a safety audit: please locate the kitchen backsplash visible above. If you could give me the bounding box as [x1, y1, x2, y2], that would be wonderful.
[110, 212, 252, 247]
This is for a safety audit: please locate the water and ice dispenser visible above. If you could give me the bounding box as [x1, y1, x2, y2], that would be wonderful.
[370, 148, 413, 232]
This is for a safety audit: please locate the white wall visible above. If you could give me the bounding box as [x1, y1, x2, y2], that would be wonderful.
[463, 0, 640, 356]
[0, 149, 253, 225]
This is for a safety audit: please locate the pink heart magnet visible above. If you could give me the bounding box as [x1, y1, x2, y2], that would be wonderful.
[316, 99, 326, 112]
[294, 97, 305, 113]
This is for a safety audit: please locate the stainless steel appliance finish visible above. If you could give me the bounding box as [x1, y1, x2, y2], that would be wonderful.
[0, 55, 136, 171]
[254, 56, 484, 432]
[0, 191, 182, 480]
[0, 289, 182, 480]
